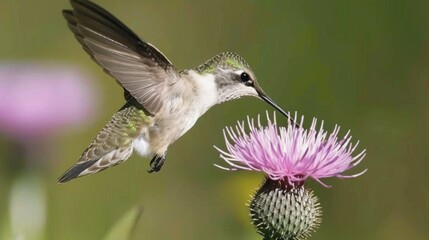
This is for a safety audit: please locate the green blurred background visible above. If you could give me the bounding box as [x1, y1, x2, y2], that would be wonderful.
[1, 0, 428, 239]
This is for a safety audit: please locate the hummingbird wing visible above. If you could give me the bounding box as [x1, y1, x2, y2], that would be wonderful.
[58, 105, 151, 183]
[63, 0, 178, 115]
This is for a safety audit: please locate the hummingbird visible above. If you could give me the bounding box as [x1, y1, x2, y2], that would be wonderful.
[58, 0, 294, 183]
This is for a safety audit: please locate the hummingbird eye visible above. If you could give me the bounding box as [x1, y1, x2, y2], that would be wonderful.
[240, 72, 251, 82]
[240, 72, 253, 86]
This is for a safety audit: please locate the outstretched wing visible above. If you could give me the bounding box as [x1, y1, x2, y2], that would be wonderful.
[63, 0, 178, 115]
[58, 106, 151, 183]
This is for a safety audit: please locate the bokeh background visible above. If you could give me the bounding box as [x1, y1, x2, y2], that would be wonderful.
[1, 0, 428, 239]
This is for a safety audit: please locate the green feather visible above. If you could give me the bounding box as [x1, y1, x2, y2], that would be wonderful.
[196, 52, 250, 73]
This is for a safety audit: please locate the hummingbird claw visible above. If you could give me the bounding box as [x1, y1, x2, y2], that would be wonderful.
[148, 154, 166, 173]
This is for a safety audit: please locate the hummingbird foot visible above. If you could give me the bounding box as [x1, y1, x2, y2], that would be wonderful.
[148, 154, 166, 173]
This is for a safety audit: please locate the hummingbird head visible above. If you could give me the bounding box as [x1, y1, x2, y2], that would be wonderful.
[195, 52, 293, 121]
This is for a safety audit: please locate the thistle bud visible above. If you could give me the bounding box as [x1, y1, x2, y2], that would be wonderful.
[249, 178, 321, 240]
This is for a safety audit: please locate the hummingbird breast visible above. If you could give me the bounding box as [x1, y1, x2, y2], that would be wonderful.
[142, 71, 218, 155]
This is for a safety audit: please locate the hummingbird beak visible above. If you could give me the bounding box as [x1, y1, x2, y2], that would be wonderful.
[256, 88, 300, 127]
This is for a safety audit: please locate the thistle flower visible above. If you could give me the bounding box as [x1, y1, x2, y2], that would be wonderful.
[0, 63, 98, 239]
[0, 63, 97, 140]
[215, 112, 366, 240]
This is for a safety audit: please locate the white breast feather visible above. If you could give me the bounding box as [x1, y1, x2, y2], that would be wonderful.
[133, 136, 151, 157]
[189, 70, 218, 113]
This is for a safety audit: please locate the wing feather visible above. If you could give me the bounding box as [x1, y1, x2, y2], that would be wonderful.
[63, 0, 178, 115]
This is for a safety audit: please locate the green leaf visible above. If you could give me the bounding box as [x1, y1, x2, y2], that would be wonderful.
[103, 206, 143, 240]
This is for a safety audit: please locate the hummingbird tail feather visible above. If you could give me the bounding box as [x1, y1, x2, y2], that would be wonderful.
[58, 105, 148, 183]
[58, 145, 133, 183]
[58, 159, 99, 183]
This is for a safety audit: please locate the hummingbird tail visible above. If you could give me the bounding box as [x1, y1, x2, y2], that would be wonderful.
[58, 159, 99, 183]
[58, 145, 133, 183]
[58, 105, 149, 183]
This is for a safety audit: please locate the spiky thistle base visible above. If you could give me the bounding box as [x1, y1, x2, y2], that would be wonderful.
[249, 178, 322, 240]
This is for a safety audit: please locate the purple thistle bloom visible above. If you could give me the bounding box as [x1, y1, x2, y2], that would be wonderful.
[215, 112, 366, 187]
[0, 63, 98, 140]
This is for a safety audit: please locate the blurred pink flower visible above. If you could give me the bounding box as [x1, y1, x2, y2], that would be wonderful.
[215, 112, 367, 187]
[0, 63, 98, 140]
